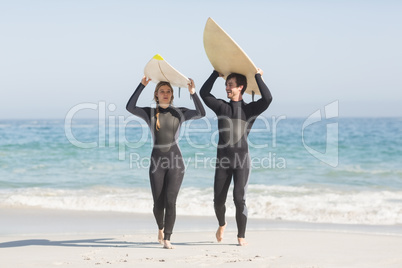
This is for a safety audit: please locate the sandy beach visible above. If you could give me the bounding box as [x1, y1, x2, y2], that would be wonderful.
[1, 208, 402, 268]
[2, 0, 402, 267]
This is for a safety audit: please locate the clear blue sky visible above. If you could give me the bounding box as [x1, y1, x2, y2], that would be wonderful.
[1, 0, 401, 119]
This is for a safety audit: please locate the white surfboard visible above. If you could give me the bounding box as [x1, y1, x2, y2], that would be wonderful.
[144, 54, 190, 88]
[203, 17, 260, 96]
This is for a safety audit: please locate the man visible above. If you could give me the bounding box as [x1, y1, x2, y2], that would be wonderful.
[200, 69, 272, 246]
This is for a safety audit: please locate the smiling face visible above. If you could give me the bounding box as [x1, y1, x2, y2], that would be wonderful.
[225, 77, 243, 100]
[154, 82, 173, 106]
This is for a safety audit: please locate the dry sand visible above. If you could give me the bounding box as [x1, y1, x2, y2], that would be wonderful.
[1, 208, 402, 268]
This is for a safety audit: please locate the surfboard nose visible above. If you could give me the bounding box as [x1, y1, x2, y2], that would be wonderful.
[153, 54, 164, 61]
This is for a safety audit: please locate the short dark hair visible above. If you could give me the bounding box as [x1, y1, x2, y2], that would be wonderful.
[226, 73, 247, 95]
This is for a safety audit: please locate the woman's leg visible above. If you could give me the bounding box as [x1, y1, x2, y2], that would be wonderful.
[162, 157, 185, 241]
[149, 158, 167, 232]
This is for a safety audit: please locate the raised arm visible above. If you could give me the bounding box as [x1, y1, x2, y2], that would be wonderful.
[182, 78, 206, 120]
[199, 70, 224, 112]
[251, 68, 273, 115]
[126, 76, 152, 124]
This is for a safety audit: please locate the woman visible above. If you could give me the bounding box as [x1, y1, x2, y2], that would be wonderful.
[126, 76, 205, 249]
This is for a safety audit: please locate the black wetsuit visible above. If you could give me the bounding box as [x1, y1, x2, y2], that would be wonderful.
[200, 71, 272, 238]
[126, 83, 205, 240]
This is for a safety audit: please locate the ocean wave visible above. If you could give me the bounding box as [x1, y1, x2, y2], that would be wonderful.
[335, 165, 402, 176]
[1, 185, 401, 225]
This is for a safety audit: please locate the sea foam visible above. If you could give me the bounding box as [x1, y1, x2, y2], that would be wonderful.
[1, 185, 401, 225]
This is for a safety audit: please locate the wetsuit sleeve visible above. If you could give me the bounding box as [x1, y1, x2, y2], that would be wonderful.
[199, 71, 225, 113]
[182, 93, 206, 121]
[249, 74, 273, 115]
[126, 83, 151, 124]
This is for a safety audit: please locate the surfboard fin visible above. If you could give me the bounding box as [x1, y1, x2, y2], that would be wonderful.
[252, 91, 255, 102]
[179, 87, 181, 98]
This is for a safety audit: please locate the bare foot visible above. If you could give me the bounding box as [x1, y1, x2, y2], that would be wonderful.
[158, 229, 164, 245]
[163, 240, 174, 249]
[238, 237, 248, 246]
[216, 223, 227, 242]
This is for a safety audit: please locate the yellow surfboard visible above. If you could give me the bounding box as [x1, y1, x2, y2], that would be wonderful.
[203, 17, 260, 96]
[144, 54, 190, 88]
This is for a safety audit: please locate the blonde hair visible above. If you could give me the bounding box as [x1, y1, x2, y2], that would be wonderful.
[154, 81, 174, 131]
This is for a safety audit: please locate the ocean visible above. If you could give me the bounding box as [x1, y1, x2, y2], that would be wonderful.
[1, 116, 401, 226]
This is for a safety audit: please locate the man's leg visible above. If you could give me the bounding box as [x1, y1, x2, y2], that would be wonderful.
[213, 163, 233, 242]
[233, 154, 250, 245]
